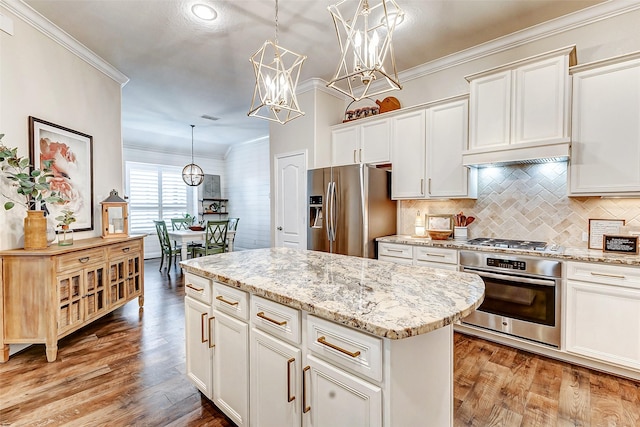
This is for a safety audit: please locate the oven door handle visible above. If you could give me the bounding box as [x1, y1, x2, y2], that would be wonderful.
[462, 268, 557, 287]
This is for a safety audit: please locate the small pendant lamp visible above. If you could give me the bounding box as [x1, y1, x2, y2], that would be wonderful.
[182, 124, 204, 186]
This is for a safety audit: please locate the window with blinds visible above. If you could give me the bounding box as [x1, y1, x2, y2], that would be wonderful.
[125, 162, 196, 234]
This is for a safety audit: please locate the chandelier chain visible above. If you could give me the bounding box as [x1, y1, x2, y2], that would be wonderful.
[190, 124, 195, 163]
[274, 0, 279, 45]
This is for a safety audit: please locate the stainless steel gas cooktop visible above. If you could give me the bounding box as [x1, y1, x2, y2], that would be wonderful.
[465, 237, 557, 252]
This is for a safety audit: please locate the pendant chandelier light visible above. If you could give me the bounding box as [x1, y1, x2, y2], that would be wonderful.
[248, 0, 306, 124]
[182, 125, 204, 186]
[327, 0, 404, 101]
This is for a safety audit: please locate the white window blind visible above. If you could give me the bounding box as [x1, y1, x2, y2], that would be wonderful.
[125, 162, 196, 234]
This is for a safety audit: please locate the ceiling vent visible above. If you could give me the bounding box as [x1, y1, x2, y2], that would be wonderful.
[201, 114, 220, 121]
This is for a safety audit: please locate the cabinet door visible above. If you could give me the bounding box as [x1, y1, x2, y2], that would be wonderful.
[84, 265, 107, 322]
[108, 258, 127, 308]
[251, 328, 301, 427]
[426, 98, 475, 198]
[391, 110, 426, 199]
[570, 58, 640, 195]
[513, 55, 569, 144]
[304, 355, 381, 427]
[56, 271, 83, 335]
[125, 252, 142, 299]
[468, 70, 511, 150]
[566, 280, 640, 370]
[331, 126, 360, 166]
[360, 119, 390, 164]
[213, 309, 249, 427]
[185, 296, 213, 398]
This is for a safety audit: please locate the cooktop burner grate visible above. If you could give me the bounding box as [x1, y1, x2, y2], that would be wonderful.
[465, 237, 548, 251]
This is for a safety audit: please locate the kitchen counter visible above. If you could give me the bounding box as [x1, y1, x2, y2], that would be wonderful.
[378, 235, 640, 266]
[180, 247, 484, 339]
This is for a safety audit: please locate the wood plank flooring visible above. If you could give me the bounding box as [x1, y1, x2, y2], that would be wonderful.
[1, 258, 639, 426]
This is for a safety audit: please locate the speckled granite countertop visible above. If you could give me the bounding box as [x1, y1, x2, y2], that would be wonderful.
[180, 247, 485, 340]
[378, 235, 640, 266]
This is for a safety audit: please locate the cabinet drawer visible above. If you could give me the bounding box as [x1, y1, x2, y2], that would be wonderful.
[414, 246, 457, 265]
[566, 262, 640, 290]
[108, 240, 142, 258]
[307, 315, 382, 382]
[213, 282, 249, 320]
[56, 248, 106, 272]
[378, 242, 412, 259]
[251, 296, 301, 345]
[185, 273, 212, 304]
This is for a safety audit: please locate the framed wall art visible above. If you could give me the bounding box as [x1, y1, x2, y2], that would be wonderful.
[29, 116, 94, 232]
[588, 218, 625, 250]
[427, 214, 454, 231]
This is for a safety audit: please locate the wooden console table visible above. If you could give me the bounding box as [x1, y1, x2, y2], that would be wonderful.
[0, 235, 145, 362]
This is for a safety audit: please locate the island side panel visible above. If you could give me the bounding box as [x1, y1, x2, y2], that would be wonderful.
[385, 324, 453, 426]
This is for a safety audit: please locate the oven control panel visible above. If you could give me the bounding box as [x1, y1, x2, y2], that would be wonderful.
[487, 258, 526, 270]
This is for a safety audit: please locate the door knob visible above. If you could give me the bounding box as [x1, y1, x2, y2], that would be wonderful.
[277, 226, 283, 231]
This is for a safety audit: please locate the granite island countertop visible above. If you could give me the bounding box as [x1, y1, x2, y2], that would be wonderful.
[180, 247, 485, 340]
[378, 235, 640, 266]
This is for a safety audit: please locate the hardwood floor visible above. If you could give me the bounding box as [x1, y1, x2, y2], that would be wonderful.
[1, 258, 639, 426]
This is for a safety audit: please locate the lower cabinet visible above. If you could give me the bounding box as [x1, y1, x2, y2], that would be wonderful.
[378, 241, 458, 271]
[565, 261, 640, 370]
[185, 293, 213, 398]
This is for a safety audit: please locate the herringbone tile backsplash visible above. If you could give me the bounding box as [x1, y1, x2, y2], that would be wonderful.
[399, 162, 640, 248]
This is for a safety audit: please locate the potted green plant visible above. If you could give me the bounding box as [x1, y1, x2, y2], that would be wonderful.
[0, 134, 65, 249]
[55, 209, 76, 246]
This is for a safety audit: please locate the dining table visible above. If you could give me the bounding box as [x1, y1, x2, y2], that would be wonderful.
[167, 229, 236, 261]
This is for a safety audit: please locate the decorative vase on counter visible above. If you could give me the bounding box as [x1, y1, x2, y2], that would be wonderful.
[454, 226, 468, 242]
[58, 225, 74, 246]
[24, 210, 48, 249]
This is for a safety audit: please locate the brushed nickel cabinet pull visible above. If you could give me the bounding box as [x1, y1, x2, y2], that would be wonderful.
[186, 284, 204, 292]
[256, 311, 287, 326]
[428, 178, 432, 194]
[387, 248, 404, 253]
[121, 247, 130, 253]
[201, 312, 208, 343]
[353, 150, 357, 164]
[590, 272, 626, 279]
[420, 178, 424, 195]
[317, 336, 361, 358]
[359, 148, 362, 163]
[208, 316, 215, 348]
[216, 295, 239, 306]
[426, 253, 446, 258]
[302, 366, 311, 413]
[79, 257, 90, 263]
[287, 358, 295, 402]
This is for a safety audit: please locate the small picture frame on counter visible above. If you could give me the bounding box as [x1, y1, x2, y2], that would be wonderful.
[588, 218, 625, 250]
[602, 235, 639, 254]
[427, 214, 454, 232]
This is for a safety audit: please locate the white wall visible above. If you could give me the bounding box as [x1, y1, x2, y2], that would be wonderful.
[224, 138, 270, 250]
[0, 6, 124, 250]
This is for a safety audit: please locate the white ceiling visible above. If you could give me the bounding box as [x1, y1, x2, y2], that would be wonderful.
[23, 0, 603, 158]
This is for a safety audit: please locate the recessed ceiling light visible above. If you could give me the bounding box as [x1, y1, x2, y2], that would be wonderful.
[191, 4, 217, 21]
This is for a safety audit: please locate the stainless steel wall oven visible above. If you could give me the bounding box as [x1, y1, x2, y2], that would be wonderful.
[459, 250, 562, 348]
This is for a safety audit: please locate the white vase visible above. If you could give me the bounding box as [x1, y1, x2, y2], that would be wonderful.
[454, 226, 468, 241]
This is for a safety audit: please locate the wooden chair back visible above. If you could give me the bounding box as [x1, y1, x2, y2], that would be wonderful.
[154, 220, 173, 253]
[227, 217, 240, 232]
[203, 220, 228, 254]
[171, 218, 191, 230]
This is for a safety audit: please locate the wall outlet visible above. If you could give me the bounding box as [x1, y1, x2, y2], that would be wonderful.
[582, 231, 588, 242]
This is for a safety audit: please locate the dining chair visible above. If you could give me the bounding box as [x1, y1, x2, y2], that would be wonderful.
[226, 218, 239, 252]
[192, 220, 228, 257]
[171, 217, 202, 252]
[154, 220, 181, 272]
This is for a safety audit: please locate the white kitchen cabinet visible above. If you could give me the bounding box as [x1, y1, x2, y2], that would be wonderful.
[377, 242, 413, 265]
[212, 309, 249, 427]
[185, 294, 213, 398]
[426, 97, 476, 199]
[331, 119, 390, 166]
[569, 52, 640, 196]
[565, 262, 640, 370]
[304, 355, 382, 427]
[414, 246, 458, 271]
[251, 328, 302, 427]
[390, 109, 426, 199]
[464, 45, 575, 166]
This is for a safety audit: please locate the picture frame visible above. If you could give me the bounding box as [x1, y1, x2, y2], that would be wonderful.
[588, 218, 625, 250]
[29, 116, 94, 232]
[603, 235, 639, 254]
[427, 214, 454, 231]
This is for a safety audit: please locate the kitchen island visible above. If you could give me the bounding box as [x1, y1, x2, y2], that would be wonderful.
[180, 247, 484, 427]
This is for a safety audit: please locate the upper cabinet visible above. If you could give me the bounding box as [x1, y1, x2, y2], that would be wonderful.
[331, 118, 390, 166]
[463, 45, 576, 166]
[391, 95, 477, 200]
[569, 52, 640, 196]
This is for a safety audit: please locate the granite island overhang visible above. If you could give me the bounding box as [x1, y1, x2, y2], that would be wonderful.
[180, 247, 485, 339]
[180, 247, 485, 427]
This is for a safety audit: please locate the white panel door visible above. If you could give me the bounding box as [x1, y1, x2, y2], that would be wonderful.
[390, 109, 426, 199]
[251, 328, 302, 427]
[468, 70, 511, 150]
[360, 119, 390, 164]
[275, 151, 307, 249]
[331, 126, 359, 166]
[303, 355, 382, 427]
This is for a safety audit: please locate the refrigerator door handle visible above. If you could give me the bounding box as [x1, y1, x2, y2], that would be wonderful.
[325, 181, 332, 241]
[331, 181, 338, 241]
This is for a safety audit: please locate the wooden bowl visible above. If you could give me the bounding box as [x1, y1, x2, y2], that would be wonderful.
[188, 225, 204, 231]
[428, 229, 452, 240]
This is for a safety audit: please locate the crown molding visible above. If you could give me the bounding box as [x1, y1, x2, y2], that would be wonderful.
[2, 0, 129, 86]
[400, 0, 640, 82]
[298, 77, 348, 101]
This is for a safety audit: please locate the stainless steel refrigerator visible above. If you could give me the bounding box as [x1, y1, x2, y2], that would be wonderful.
[307, 164, 396, 258]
